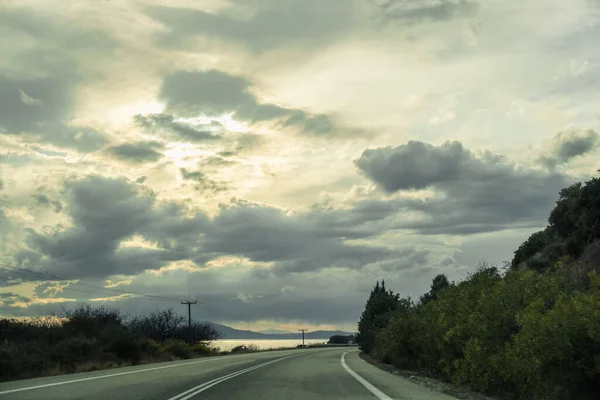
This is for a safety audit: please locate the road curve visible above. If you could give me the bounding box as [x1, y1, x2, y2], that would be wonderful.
[0, 348, 458, 399]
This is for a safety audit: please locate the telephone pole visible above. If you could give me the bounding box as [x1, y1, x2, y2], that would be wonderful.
[181, 300, 197, 342]
[298, 329, 308, 348]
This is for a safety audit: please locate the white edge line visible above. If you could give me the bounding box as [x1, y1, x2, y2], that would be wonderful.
[0, 351, 293, 396]
[169, 353, 302, 400]
[167, 361, 270, 400]
[341, 351, 393, 400]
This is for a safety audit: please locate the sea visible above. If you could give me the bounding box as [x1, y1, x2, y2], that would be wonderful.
[212, 339, 329, 351]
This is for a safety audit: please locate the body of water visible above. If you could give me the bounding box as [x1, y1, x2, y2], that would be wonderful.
[212, 339, 329, 351]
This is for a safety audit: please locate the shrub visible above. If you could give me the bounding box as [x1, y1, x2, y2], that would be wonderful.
[230, 344, 259, 353]
[500, 275, 600, 399]
[50, 337, 101, 366]
[62, 304, 124, 338]
[370, 265, 598, 398]
[159, 339, 192, 359]
[190, 343, 217, 356]
[100, 326, 141, 363]
[0, 341, 49, 380]
[137, 337, 161, 357]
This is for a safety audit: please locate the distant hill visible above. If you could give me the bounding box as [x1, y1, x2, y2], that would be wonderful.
[205, 322, 355, 340]
[257, 329, 293, 334]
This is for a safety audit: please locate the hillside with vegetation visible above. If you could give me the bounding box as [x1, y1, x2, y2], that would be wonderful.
[357, 173, 600, 400]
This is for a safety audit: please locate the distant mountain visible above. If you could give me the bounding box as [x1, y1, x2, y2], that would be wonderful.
[205, 322, 355, 340]
[257, 329, 293, 334]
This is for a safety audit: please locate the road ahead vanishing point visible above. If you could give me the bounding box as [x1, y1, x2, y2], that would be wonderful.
[0, 348, 458, 400]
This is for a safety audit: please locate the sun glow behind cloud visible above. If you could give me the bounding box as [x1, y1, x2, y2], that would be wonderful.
[175, 113, 249, 133]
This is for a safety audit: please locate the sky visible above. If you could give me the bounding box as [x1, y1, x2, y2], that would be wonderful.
[0, 0, 599, 333]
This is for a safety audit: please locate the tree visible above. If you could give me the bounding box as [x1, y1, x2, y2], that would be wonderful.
[328, 335, 355, 344]
[130, 308, 184, 341]
[420, 274, 450, 305]
[549, 175, 600, 257]
[176, 322, 223, 343]
[357, 280, 399, 353]
[511, 228, 553, 270]
[61, 303, 124, 338]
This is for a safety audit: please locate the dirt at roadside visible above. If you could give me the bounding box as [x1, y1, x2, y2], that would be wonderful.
[359, 353, 499, 400]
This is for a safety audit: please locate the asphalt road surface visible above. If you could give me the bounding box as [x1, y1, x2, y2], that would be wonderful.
[0, 348, 458, 399]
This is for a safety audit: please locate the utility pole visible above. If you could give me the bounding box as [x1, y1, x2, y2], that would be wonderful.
[181, 300, 197, 342]
[298, 329, 308, 348]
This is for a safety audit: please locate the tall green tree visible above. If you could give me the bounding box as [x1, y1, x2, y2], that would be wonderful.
[357, 280, 399, 353]
[420, 274, 450, 305]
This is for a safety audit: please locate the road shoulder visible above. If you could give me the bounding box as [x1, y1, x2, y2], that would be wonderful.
[357, 352, 498, 400]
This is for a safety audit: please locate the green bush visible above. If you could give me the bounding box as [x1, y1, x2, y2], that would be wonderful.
[500, 273, 600, 400]
[159, 339, 192, 359]
[137, 337, 161, 357]
[0, 304, 223, 382]
[369, 266, 600, 398]
[50, 337, 101, 365]
[100, 326, 141, 363]
[0, 341, 49, 380]
[190, 343, 216, 356]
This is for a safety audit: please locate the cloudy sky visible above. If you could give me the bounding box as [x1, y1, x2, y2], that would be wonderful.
[0, 0, 599, 332]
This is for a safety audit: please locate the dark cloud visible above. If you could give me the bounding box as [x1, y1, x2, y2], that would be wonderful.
[105, 141, 165, 163]
[355, 140, 476, 191]
[0, 8, 113, 153]
[180, 168, 228, 195]
[145, 0, 363, 53]
[15, 176, 415, 281]
[134, 113, 222, 142]
[199, 156, 237, 168]
[157, 69, 348, 136]
[19, 175, 209, 279]
[537, 129, 599, 169]
[32, 194, 62, 213]
[203, 199, 398, 273]
[0, 75, 107, 152]
[355, 140, 575, 235]
[134, 113, 264, 155]
[370, 0, 478, 23]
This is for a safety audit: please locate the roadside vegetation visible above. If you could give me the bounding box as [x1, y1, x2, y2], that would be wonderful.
[328, 334, 356, 344]
[0, 305, 223, 381]
[357, 173, 600, 400]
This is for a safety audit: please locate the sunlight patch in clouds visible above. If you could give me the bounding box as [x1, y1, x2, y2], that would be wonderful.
[205, 256, 274, 270]
[104, 279, 133, 289]
[119, 234, 161, 250]
[90, 293, 138, 302]
[147, 260, 203, 277]
[174, 113, 249, 133]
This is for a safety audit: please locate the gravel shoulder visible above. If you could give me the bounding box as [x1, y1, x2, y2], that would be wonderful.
[359, 353, 499, 400]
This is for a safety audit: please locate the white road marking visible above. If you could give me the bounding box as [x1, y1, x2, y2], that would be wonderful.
[0, 352, 292, 396]
[168, 353, 302, 400]
[341, 352, 393, 400]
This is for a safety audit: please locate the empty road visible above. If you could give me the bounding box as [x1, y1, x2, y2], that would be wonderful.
[0, 348, 457, 399]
